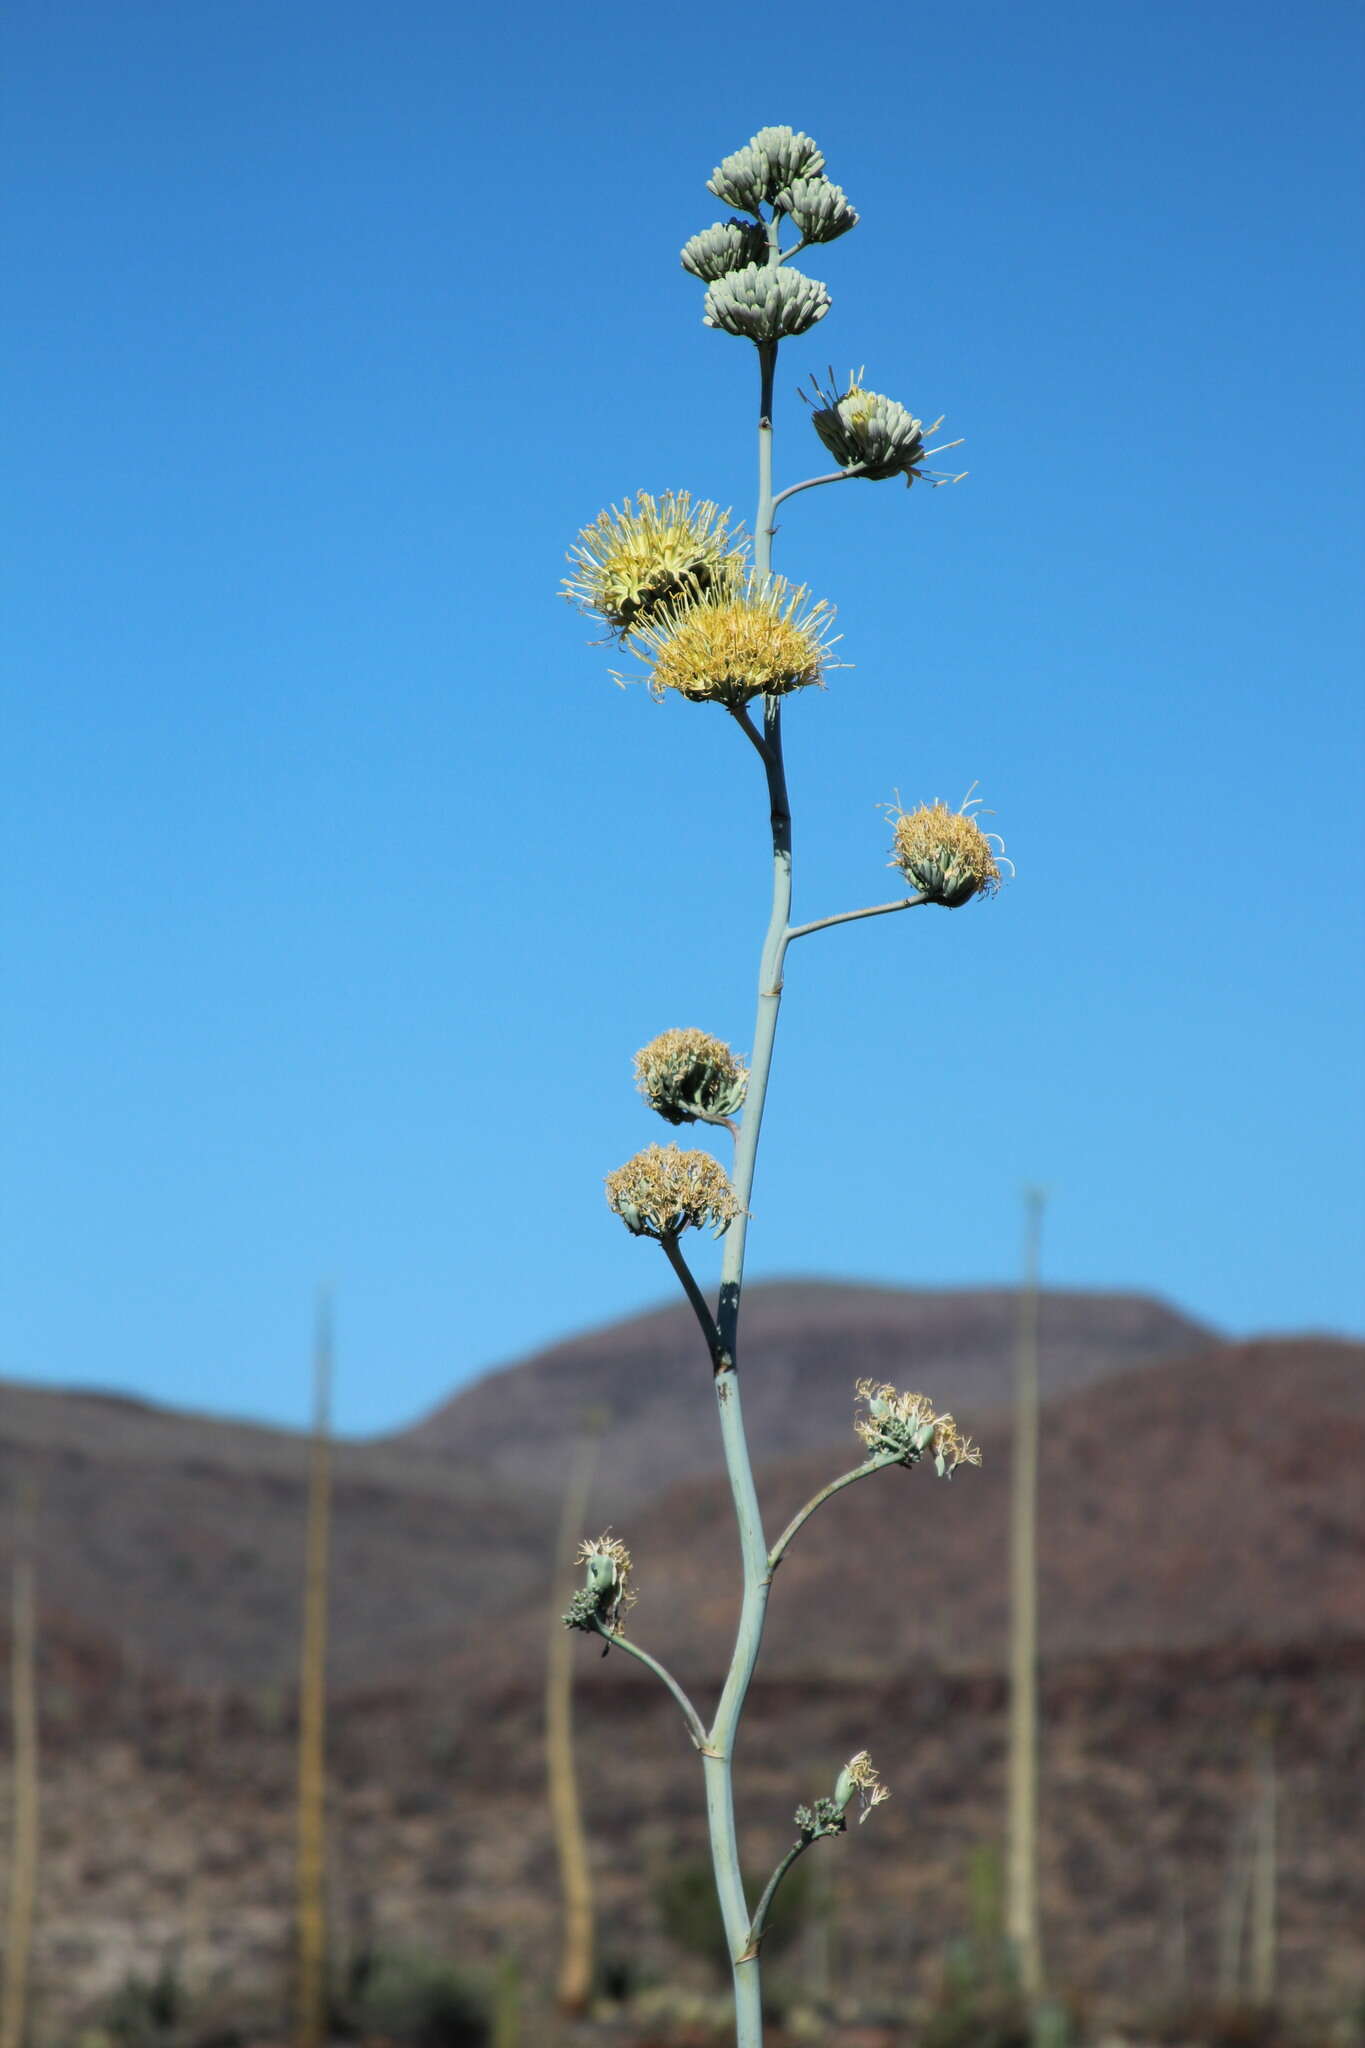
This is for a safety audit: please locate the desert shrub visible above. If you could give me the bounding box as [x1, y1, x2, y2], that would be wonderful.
[346, 1950, 489, 2047]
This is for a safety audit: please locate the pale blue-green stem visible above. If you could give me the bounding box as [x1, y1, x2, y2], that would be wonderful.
[646, 207, 935, 2048]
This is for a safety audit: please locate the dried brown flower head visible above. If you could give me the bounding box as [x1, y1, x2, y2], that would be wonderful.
[634, 1028, 748, 1126]
[604, 1143, 741, 1240]
[886, 790, 1006, 907]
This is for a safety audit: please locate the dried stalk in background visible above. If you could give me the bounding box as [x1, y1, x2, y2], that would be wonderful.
[295, 1293, 333, 2048]
[1, 1481, 39, 2048]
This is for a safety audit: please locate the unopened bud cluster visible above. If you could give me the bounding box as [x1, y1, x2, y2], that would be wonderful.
[679, 125, 857, 345]
[855, 1379, 982, 1477]
[605, 1143, 740, 1241]
[887, 796, 1005, 907]
[635, 1028, 748, 1126]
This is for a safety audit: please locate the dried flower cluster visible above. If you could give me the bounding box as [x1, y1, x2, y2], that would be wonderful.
[887, 796, 1005, 907]
[855, 1378, 982, 1477]
[634, 1028, 748, 1126]
[564, 1530, 637, 1637]
[605, 1143, 741, 1240]
[834, 1749, 891, 1823]
[564, 491, 747, 639]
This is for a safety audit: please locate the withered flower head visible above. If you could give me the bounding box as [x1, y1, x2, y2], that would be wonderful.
[634, 1028, 748, 1126]
[834, 1748, 891, 1823]
[604, 1143, 741, 1241]
[886, 789, 1007, 907]
[564, 1530, 637, 1636]
[563, 492, 747, 639]
[855, 1378, 981, 1478]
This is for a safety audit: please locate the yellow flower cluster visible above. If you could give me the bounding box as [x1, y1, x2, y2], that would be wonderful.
[626, 573, 838, 709]
[563, 491, 746, 638]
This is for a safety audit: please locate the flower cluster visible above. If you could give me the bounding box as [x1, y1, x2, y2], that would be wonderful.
[834, 1749, 891, 1824]
[802, 369, 962, 486]
[707, 125, 825, 213]
[624, 572, 838, 708]
[564, 492, 747, 640]
[634, 1028, 748, 1127]
[886, 794, 1006, 907]
[784, 176, 859, 245]
[855, 1379, 982, 1478]
[703, 262, 830, 342]
[680, 218, 769, 282]
[605, 1143, 740, 1241]
[563, 1531, 636, 1637]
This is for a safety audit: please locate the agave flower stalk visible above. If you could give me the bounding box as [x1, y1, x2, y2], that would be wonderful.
[562, 123, 1000, 2047]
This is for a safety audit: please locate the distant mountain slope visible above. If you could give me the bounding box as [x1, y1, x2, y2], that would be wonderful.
[529, 1334, 1365, 1686]
[398, 1278, 1213, 1500]
[0, 1283, 1212, 1692]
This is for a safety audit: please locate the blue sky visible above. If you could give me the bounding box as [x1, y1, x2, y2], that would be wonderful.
[4, 0, 1363, 1434]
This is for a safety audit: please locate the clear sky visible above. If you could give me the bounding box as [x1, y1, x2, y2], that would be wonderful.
[4, 0, 1363, 1435]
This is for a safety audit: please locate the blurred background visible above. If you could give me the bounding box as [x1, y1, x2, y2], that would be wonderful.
[2, 0, 1363, 2041]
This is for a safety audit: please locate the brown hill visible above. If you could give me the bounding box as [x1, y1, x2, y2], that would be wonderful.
[397, 1278, 1212, 1501]
[0, 1284, 1210, 1692]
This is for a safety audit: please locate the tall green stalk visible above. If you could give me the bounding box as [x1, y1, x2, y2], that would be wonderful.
[562, 124, 996, 2046]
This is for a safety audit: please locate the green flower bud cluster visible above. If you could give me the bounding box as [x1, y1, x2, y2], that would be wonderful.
[680, 126, 856, 346]
[703, 263, 830, 342]
[784, 176, 858, 245]
[707, 126, 825, 213]
[680, 219, 769, 282]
